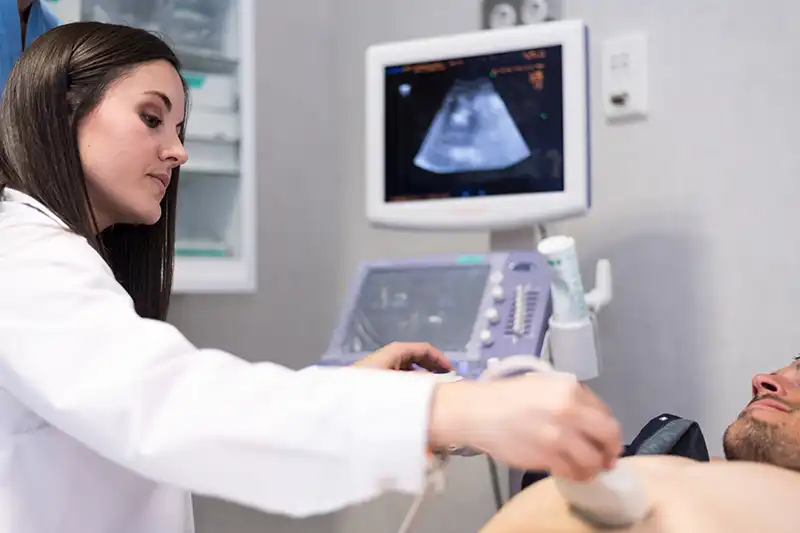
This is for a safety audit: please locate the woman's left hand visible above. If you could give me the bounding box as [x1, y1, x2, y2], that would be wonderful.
[352, 342, 454, 373]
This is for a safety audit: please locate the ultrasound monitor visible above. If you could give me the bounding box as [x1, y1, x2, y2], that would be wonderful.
[365, 20, 590, 231]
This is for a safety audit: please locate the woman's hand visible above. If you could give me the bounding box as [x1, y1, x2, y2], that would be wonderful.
[352, 342, 454, 373]
[428, 374, 623, 482]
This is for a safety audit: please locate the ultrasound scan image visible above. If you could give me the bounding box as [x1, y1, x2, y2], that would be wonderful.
[413, 78, 532, 174]
[383, 45, 565, 201]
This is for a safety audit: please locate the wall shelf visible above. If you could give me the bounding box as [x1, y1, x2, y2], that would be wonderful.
[181, 164, 241, 177]
[175, 239, 230, 258]
[45, 0, 258, 294]
[176, 48, 239, 75]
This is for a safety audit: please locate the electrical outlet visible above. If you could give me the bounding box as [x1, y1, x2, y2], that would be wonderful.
[602, 33, 648, 121]
[481, 0, 564, 30]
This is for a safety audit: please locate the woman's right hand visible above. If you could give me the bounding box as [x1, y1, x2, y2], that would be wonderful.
[427, 374, 623, 482]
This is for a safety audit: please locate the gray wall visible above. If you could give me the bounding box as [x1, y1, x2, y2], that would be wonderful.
[169, 0, 800, 532]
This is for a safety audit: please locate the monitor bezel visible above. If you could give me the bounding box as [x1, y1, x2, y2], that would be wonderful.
[365, 20, 590, 231]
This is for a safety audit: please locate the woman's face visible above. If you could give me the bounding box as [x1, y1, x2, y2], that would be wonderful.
[77, 60, 188, 231]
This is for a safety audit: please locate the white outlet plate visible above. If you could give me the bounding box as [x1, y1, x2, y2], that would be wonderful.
[602, 33, 648, 121]
[481, 0, 564, 29]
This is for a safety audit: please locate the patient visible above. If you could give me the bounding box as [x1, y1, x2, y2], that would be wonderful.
[480, 358, 800, 533]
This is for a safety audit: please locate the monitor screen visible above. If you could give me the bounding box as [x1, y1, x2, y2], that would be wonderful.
[341, 264, 490, 353]
[384, 44, 564, 204]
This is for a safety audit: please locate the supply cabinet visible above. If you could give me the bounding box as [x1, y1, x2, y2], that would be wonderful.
[43, 0, 257, 293]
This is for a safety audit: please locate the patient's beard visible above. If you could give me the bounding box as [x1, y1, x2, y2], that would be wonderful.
[723, 414, 800, 471]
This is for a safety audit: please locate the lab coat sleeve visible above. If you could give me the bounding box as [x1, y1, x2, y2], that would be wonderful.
[0, 227, 440, 517]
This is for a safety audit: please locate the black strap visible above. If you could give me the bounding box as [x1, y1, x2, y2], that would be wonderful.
[520, 413, 710, 492]
[636, 419, 696, 455]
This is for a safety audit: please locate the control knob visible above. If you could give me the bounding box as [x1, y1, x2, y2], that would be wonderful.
[491, 285, 505, 302]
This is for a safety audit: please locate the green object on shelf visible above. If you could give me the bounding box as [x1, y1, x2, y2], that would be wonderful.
[175, 248, 229, 258]
[184, 72, 206, 89]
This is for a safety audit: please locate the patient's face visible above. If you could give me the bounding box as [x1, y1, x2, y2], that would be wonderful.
[723, 359, 800, 470]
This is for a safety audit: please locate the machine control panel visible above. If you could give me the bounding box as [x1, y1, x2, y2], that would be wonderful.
[320, 252, 553, 379]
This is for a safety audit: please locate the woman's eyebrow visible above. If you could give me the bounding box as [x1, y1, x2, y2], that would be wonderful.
[143, 90, 172, 111]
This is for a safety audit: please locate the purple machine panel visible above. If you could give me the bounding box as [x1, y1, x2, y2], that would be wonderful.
[320, 252, 552, 379]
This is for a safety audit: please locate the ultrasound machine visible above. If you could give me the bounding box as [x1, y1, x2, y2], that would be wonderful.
[319, 19, 614, 508]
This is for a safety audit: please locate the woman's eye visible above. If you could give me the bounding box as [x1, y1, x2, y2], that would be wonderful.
[141, 114, 162, 128]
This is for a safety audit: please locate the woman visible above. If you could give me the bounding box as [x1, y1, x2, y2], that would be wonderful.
[0, 22, 622, 533]
[0, 0, 59, 91]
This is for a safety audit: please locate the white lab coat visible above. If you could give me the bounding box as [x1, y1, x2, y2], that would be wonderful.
[0, 188, 438, 533]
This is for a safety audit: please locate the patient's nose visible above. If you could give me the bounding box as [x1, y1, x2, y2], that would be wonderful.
[752, 373, 788, 397]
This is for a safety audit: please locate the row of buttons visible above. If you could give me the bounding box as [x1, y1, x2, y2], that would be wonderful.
[490, 271, 505, 302]
[480, 269, 507, 347]
[481, 268, 534, 346]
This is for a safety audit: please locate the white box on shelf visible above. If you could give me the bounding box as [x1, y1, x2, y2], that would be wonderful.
[183, 140, 239, 176]
[184, 71, 238, 111]
[186, 109, 240, 142]
[173, 257, 253, 293]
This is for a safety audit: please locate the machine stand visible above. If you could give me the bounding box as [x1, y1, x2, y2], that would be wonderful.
[488, 226, 538, 251]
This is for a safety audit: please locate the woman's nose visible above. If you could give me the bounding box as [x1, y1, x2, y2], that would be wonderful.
[160, 132, 189, 167]
[752, 373, 788, 397]
[164, 143, 188, 167]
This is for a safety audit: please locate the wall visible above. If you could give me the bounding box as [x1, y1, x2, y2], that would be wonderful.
[169, 0, 800, 532]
